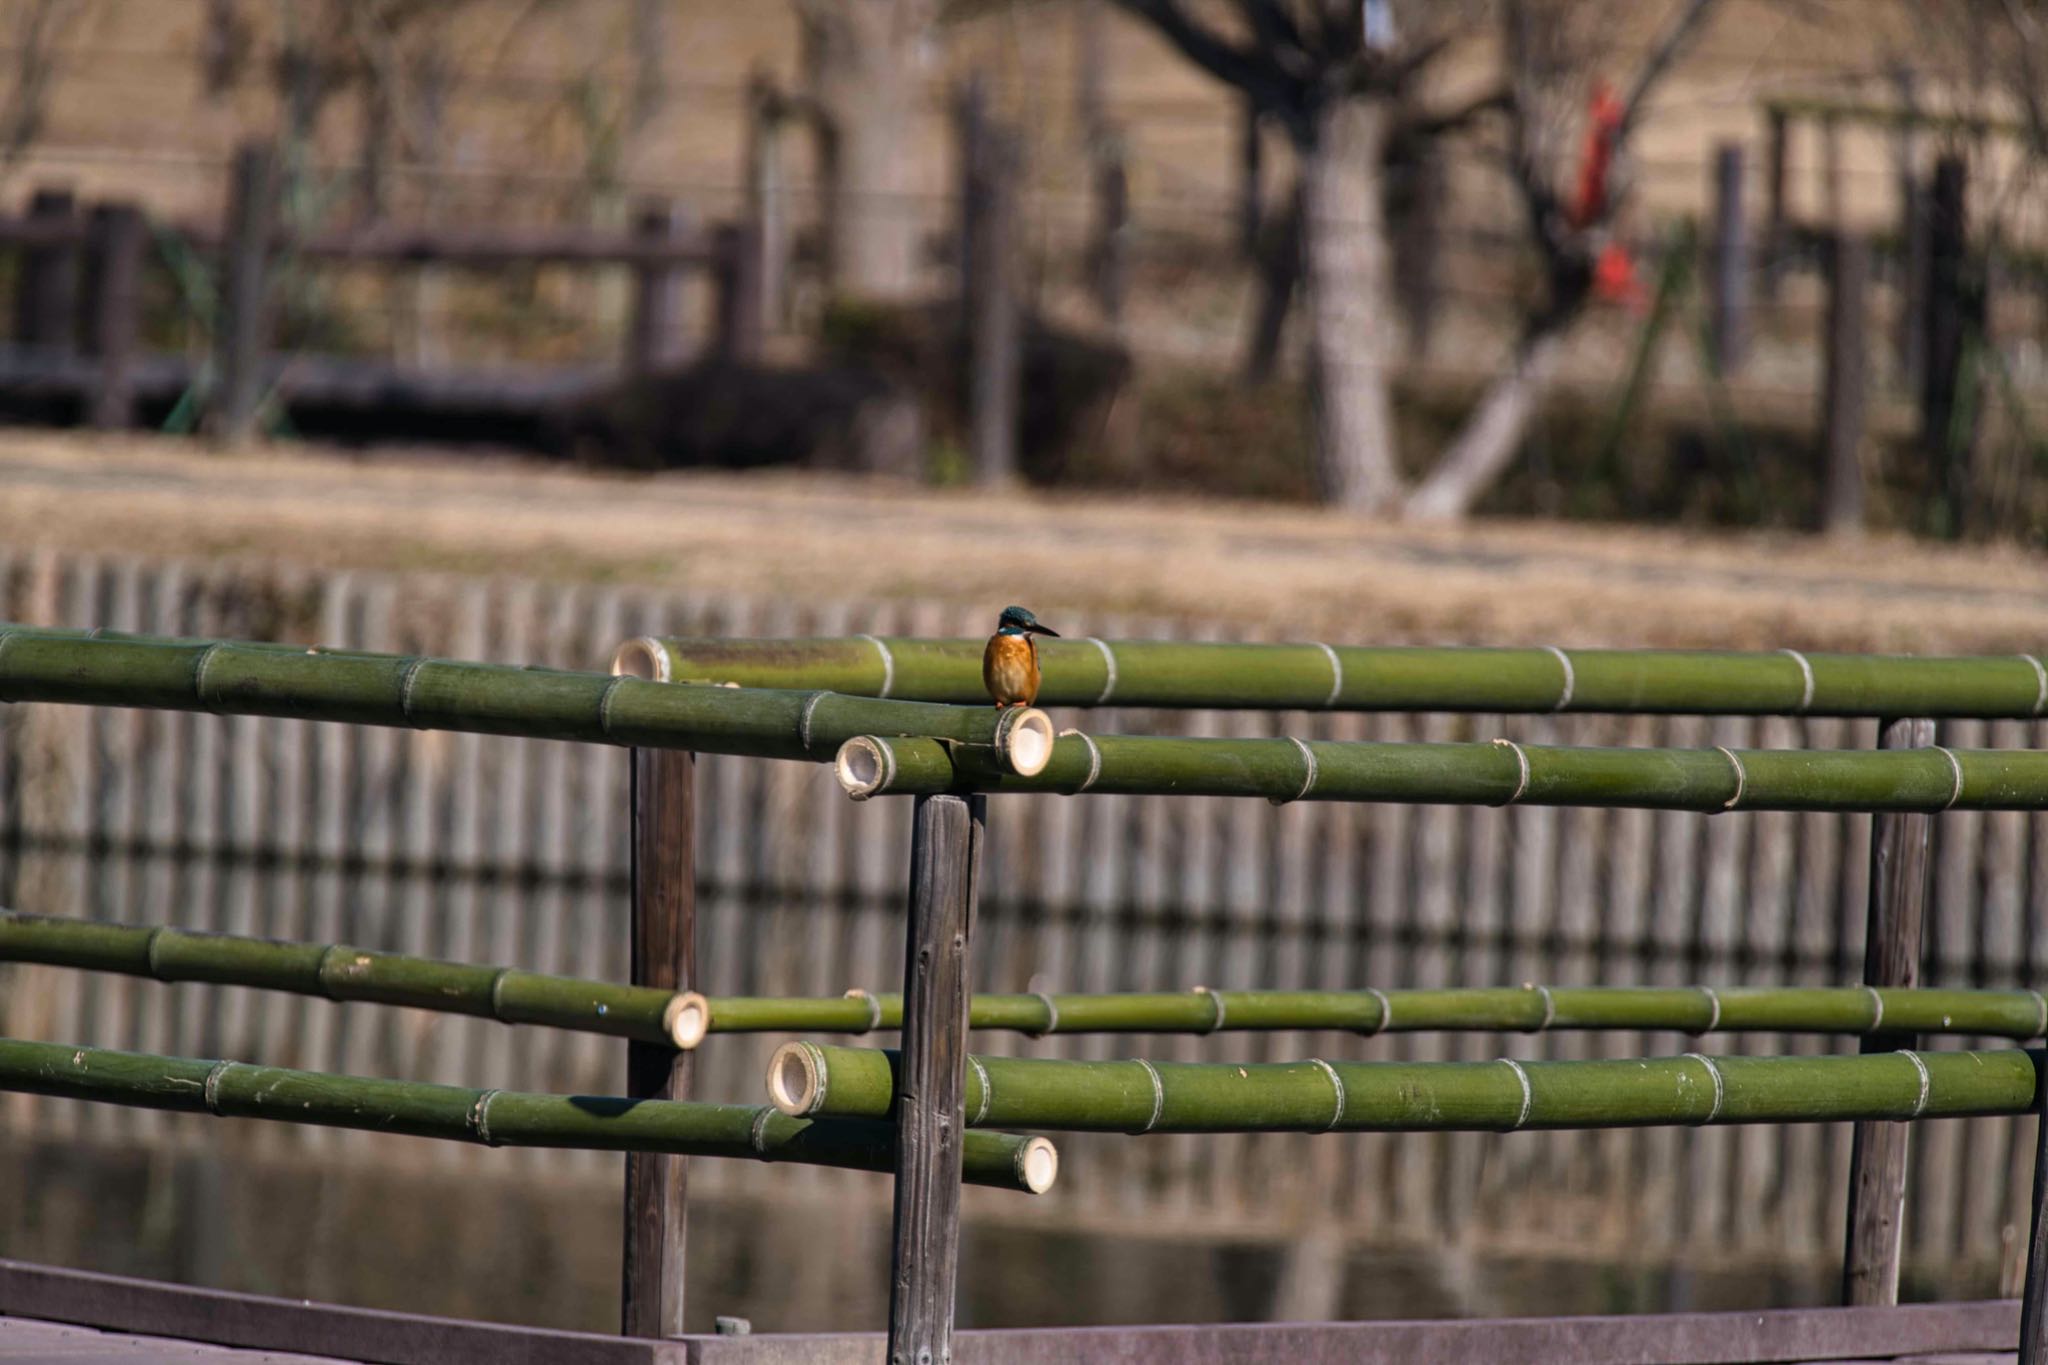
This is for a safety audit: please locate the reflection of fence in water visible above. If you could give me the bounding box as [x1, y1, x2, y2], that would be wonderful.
[0, 545, 2042, 1280]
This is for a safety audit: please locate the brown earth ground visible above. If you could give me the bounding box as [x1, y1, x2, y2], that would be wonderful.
[2, 431, 2043, 653]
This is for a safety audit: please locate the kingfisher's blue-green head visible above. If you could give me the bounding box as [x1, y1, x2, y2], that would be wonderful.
[996, 605, 1059, 638]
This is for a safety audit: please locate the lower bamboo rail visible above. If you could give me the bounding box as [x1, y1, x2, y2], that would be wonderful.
[837, 730, 2048, 812]
[770, 1042, 2044, 1134]
[0, 1036, 1056, 1192]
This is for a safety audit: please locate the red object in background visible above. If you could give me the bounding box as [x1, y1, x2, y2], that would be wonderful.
[1593, 239, 1645, 310]
[1570, 80, 1643, 309]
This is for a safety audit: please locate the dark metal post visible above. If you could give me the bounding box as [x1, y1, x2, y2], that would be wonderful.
[626, 198, 691, 382]
[14, 188, 79, 351]
[2020, 1088, 2048, 1364]
[622, 747, 696, 1339]
[1841, 717, 1937, 1306]
[83, 202, 148, 431]
[886, 792, 984, 1365]
[1709, 143, 1748, 375]
[1821, 232, 1869, 536]
[211, 142, 275, 443]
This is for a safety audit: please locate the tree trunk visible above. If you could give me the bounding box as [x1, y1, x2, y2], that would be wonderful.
[1403, 324, 1566, 522]
[1299, 97, 1403, 511]
[800, 0, 934, 302]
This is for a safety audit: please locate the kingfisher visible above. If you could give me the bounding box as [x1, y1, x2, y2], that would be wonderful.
[982, 605, 1059, 709]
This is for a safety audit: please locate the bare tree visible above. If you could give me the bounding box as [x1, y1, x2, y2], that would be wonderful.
[0, 0, 91, 183]
[797, 0, 938, 303]
[1112, 0, 1716, 519]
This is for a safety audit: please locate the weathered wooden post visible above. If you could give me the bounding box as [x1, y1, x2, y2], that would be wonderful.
[1820, 232, 1869, 535]
[1086, 133, 1129, 326]
[1709, 142, 1748, 376]
[958, 81, 1020, 488]
[14, 188, 80, 351]
[1841, 717, 1937, 1306]
[886, 792, 984, 1364]
[211, 143, 276, 443]
[626, 198, 692, 383]
[1761, 106, 1788, 300]
[713, 222, 765, 363]
[83, 202, 147, 431]
[1821, 113, 1845, 238]
[2020, 1086, 2048, 1365]
[1922, 155, 1975, 527]
[743, 72, 789, 333]
[621, 746, 696, 1339]
[1897, 170, 1931, 388]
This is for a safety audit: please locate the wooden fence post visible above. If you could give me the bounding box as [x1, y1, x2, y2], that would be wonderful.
[626, 198, 691, 383]
[1086, 133, 1129, 327]
[1709, 142, 1748, 376]
[1922, 155, 1975, 526]
[14, 188, 79, 351]
[622, 747, 696, 1339]
[1841, 716, 1937, 1306]
[1821, 232, 1869, 535]
[2020, 1087, 2048, 1365]
[1762, 107, 1788, 300]
[886, 792, 983, 1365]
[211, 143, 276, 444]
[959, 87, 1020, 489]
[744, 73, 788, 332]
[712, 222, 765, 363]
[83, 202, 147, 431]
[1897, 171, 1930, 388]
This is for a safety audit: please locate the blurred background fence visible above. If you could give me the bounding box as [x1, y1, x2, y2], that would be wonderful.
[2, 545, 2044, 1307]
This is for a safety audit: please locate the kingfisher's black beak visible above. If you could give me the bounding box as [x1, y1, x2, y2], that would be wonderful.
[1024, 622, 1060, 638]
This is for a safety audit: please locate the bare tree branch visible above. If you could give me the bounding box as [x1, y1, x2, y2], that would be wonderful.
[1616, 0, 1716, 138]
[1112, 0, 1301, 117]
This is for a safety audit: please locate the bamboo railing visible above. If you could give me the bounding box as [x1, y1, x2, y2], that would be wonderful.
[13, 910, 2045, 1047]
[0, 626, 1055, 773]
[0, 1036, 1057, 1192]
[769, 1041, 2044, 1135]
[624, 635, 2048, 718]
[835, 730, 2048, 811]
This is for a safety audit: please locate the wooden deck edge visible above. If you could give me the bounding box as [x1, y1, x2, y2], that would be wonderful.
[0, 1258, 2021, 1365]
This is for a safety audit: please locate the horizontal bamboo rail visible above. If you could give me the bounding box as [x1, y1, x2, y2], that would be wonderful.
[0, 627, 1054, 773]
[770, 1042, 2045, 1134]
[0, 911, 697, 1047]
[675, 982, 2048, 1045]
[0, 1036, 1057, 1192]
[624, 635, 2048, 718]
[834, 731, 2048, 812]
[14, 913, 2038, 1047]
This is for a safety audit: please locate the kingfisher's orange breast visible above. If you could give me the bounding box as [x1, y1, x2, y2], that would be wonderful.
[982, 633, 1041, 706]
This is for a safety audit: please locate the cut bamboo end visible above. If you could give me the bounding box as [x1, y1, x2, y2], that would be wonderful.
[767, 1041, 825, 1116]
[834, 736, 892, 800]
[609, 636, 670, 682]
[997, 707, 1055, 777]
[1016, 1136, 1059, 1194]
[666, 991, 710, 1050]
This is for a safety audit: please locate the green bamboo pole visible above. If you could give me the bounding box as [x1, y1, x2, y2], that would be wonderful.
[0, 627, 1054, 773]
[835, 731, 2048, 813]
[628, 635, 2048, 718]
[0, 1036, 1058, 1192]
[673, 982, 2048, 1045]
[769, 1042, 2044, 1134]
[0, 910, 699, 1047]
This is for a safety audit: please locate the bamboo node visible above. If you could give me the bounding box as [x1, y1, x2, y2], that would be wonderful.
[968, 1056, 993, 1125]
[798, 690, 829, 752]
[191, 642, 226, 712]
[1313, 642, 1343, 708]
[1683, 1053, 1725, 1123]
[748, 1105, 778, 1158]
[1693, 986, 1723, 1035]
[1060, 731, 1103, 794]
[843, 988, 884, 1034]
[142, 926, 173, 981]
[1133, 1059, 1165, 1134]
[667, 991, 711, 1049]
[595, 674, 629, 738]
[1936, 745, 1964, 810]
[1361, 988, 1393, 1036]
[855, 634, 895, 698]
[396, 657, 431, 728]
[1272, 737, 1318, 805]
[201, 1060, 232, 1115]
[1779, 648, 1816, 712]
[1863, 985, 1885, 1034]
[1084, 637, 1118, 704]
[1903, 1049, 1932, 1117]
[1491, 739, 1530, 806]
[1521, 984, 1556, 1033]
[2022, 654, 2048, 717]
[1192, 985, 1227, 1034]
[1716, 746, 1747, 811]
[1500, 1059, 1533, 1130]
[2031, 990, 2047, 1038]
[1309, 1058, 1345, 1130]
[1544, 646, 1576, 711]
[1026, 991, 1060, 1037]
[471, 1089, 503, 1145]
